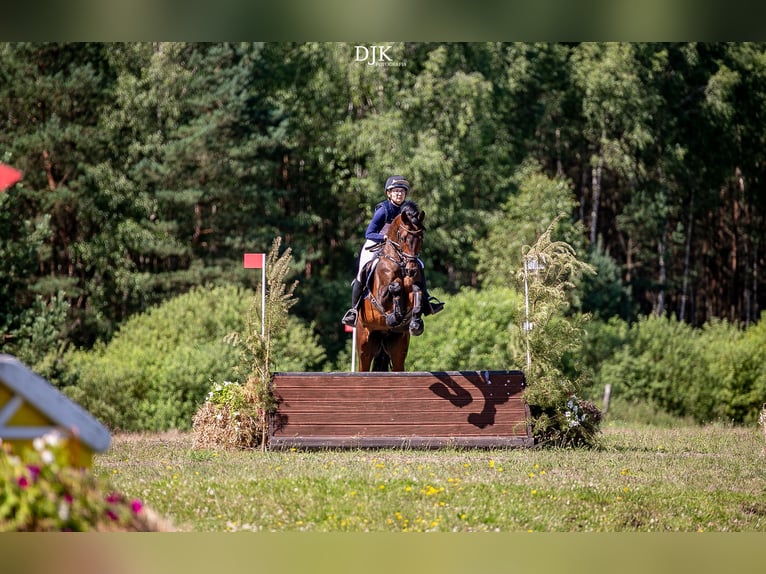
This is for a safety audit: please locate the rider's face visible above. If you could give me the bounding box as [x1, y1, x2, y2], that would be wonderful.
[387, 187, 407, 206]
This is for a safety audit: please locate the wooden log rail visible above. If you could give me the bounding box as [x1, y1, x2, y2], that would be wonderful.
[268, 370, 532, 449]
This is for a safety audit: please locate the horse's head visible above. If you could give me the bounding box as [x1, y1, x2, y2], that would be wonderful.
[386, 200, 425, 276]
[387, 200, 425, 252]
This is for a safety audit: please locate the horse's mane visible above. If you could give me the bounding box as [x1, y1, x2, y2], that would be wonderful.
[384, 201, 425, 244]
[399, 200, 420, 220]
[399, 200, 424, 228]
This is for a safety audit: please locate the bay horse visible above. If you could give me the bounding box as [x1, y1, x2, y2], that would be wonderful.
[355, 200, 426, 371]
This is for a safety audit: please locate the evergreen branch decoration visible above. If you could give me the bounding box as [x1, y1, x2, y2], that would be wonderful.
[518, 214, 595, 333]
[516, 215, 601, 447]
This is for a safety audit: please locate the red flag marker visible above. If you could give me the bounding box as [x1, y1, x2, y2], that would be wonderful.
[243, 253, 265, 268]
[244, 252, 267, 336]
[0, 163, 22, 192]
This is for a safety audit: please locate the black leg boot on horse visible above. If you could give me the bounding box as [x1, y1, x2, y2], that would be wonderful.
[341, 279, 364, 327]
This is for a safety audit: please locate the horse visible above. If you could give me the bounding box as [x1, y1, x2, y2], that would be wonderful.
[355, 200, 427, 371]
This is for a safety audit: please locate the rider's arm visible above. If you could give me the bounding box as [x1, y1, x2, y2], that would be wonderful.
[364, 205, 388, 242]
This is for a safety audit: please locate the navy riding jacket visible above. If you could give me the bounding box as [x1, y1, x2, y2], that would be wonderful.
[365, 200, 402, 243]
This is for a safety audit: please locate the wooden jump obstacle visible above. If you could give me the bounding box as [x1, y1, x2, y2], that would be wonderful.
[268, 370, 532, 449]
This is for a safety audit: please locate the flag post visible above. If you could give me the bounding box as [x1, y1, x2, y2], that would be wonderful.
[343, 322, 356, 372]
[261, 263, 266, 336]
[351, 325, 357, 372]
[244, 253, 267, 337]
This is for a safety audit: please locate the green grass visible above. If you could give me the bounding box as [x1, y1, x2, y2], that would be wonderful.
[94, 422, 766, 532]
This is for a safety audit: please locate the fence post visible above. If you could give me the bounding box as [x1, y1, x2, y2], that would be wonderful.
[602, 384, 612, 414]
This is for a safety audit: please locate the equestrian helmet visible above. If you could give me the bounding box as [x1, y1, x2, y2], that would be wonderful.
[385, 175, 410, 192]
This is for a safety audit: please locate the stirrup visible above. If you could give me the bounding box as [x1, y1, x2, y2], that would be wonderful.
[341, 308, 358, 326]
[427, 296, 444, 315]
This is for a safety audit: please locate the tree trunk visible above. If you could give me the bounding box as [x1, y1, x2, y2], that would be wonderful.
[679, 190, 694, 322]
[590, 145, 604, 245]
[655, 219, 668, 317]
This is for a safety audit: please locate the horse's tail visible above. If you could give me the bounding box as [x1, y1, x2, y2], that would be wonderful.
[371, 349, 391, 372]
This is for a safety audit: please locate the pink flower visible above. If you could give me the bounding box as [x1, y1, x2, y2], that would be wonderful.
[27, 465, 41, 481]
[63, 493, 74, 504]
[131, 499, 143, 514]
[106, 492, 122, 504]
[17, 476, 29, 488]
[106, 509, 119, 521]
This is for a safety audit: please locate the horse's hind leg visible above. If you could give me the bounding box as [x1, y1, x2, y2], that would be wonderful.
[387, 333, 410, 371]
[356, 326, 374, 372]
[372, 349, 391, 371]
[359, 352, 372, 372]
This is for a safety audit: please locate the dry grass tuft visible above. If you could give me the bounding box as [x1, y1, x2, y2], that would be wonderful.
[191, 401, 262, 450]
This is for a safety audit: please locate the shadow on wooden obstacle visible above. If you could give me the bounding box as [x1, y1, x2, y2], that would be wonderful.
[428, 371, 518, 429]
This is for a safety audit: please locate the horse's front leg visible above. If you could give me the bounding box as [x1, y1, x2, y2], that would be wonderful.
[408, 283, 424, 336]
[385, 280, 403, 327]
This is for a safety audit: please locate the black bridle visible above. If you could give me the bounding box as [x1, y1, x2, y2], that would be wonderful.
[385, 222, 423, 277]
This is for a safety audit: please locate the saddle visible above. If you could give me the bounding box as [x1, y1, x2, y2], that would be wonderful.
[359, 258, 379, 299]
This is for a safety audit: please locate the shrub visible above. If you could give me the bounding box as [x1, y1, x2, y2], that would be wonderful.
[577, 241, 634, 320]
[60, 284, 247, 431]
[407, 286, 523, 371]
[60, 277, 326, 432]
[704, 317, 766, 423]
[595, 313, 766, 424]
[2, 291, 71, 381]
[597, 315, 702, 417]
[516, 218, 601, 447]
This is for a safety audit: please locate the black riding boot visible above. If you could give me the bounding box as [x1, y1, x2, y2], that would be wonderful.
[341, 279, 364, 326]
[418, 268, 444, 316]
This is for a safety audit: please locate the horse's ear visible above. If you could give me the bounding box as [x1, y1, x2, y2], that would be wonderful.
[401, 210, 411, 226]
[419, 211, 426, 223]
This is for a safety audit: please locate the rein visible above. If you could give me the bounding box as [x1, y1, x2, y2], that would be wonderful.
[386, 225, 422, 277]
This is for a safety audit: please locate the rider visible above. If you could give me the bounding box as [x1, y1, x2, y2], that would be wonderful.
[341, 175, 444, 327]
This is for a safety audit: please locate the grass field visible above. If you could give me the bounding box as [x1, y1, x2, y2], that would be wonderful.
[93, 421, 766, 532]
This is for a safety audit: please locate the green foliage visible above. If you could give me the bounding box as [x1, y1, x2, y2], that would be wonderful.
[60, 274, 325, 432]
[231, 239, 299, 400]
[577, 316, 631, 396]
[477, 162, 584, 289]
[407, 287, 523, 371]
[192, 381, 261, 451]
[3, 41, 766, 406]
[61, 284, 246, 431]
[577, 241, 634, 320]
[0, 197, 50, 332]
[595, 314, 766, 424]
[2, 291, 70, 381]
[205, 381, 248, 410]
[0, 432, 162, 531]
